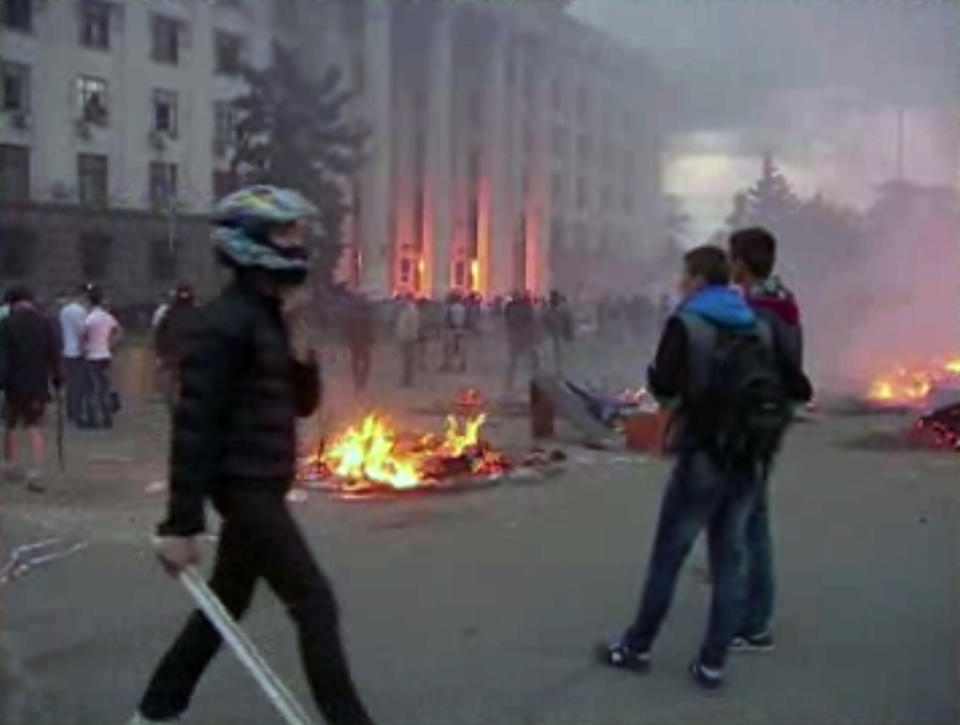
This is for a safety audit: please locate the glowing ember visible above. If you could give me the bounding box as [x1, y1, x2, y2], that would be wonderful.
[867, 356, 960, 406]
[316, 413, 508, 492]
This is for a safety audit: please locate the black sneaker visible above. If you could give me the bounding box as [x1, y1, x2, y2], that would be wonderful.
[595, 640, 651, 673]
[730, 631, 775, 653]
[689, 660, 724, 691]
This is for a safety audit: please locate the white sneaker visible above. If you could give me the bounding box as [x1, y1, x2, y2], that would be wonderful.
[128, 713, 179, 725]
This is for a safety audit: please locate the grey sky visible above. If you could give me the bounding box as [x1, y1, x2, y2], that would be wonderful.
[570, 0, 960, 240]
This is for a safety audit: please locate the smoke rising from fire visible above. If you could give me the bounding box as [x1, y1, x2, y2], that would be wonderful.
[573, 0, 959, 392]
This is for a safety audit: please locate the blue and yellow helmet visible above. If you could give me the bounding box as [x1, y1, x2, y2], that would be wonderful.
[212, 185, 318, 272]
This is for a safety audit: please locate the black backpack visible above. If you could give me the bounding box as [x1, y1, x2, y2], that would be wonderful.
[678, 313, 793, 472]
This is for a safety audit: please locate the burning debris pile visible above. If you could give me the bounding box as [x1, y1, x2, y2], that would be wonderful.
[867, 356, 960, 407]
[300, 413, 539, 499]
[863, 355, 960, 451]
[909, 402, 960, 451]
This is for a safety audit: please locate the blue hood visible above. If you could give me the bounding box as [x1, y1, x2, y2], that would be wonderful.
[680, 285, 756, 329]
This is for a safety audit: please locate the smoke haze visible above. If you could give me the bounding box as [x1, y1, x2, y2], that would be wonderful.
[572, 0, 960, 390]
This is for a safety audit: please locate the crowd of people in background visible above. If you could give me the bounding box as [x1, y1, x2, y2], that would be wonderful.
[322, 284, 667, 394]
[0, 274, 669, 487]
[0, 282, 126, 487]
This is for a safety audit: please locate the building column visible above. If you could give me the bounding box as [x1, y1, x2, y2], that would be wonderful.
[480, 22, 510, 297]
[424, 10, 453, 296]
[359, 2, 392, 296]
[527, 40, 550, 296]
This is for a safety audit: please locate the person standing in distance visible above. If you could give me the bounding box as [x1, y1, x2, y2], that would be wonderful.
[130, 186, 376, 725]
[58, 285, 89, 424]
[80, 285, 122, 429]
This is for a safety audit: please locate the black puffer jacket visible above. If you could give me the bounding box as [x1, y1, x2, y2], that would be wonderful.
[158, 280, 320, 536]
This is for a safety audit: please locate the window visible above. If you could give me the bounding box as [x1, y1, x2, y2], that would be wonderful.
[0, 144, 30, 201]
[77, 76, 108, 125]
[576, 175, 587, 211]
[2, 0, 32, 32]
[212, 170, 237, 200]
[152, 15, 180, 65]
[213, 101, 237, 151]
[0, 227, 35, 278]
[150, 238, 178, 282]
[399, 258, 412, 285]
[77, 153, 108, 206]
[79, 1, 111, 50]
[78, 232, 112, 280]
[215, 31, 243, 75]
[149, 162, 177, 206]
[1, 62, 29, 113]
[152, 89, 178, 136]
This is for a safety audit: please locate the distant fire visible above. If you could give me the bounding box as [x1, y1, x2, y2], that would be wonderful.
[867, 356, 960, 406]
[308, 413, 510, 495]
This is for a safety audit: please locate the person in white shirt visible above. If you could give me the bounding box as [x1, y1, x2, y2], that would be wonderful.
[151, 290, 173, 330]
[59, 285, 89, 424]
[80, 287, 123, 428]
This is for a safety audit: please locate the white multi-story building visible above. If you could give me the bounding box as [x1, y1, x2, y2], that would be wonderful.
[0, 0, 666, 302]
[0, 0, 274, 211]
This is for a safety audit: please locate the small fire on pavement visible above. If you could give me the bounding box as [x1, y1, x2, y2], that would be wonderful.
[302, 413, 511, 497]
[866, 356, 960, 407]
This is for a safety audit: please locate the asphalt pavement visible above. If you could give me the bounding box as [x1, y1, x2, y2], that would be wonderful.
[1, 405, 957, 725]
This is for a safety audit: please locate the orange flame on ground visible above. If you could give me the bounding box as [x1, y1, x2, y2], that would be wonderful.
[867, 356, 960, 405]
[320, 413, 490, 490]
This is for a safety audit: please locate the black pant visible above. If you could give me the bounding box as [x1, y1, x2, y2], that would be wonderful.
[62, 357, 86, 423]
[139, 495, 375, 725]
[80, 359, 112, 428]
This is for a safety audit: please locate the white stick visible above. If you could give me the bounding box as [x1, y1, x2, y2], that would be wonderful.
[178, 566, 318, 725]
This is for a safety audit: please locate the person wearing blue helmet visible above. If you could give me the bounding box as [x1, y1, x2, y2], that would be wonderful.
[130, 186, 376, 725]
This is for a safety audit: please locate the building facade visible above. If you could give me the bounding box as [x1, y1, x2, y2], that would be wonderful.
[284, 1, 667, 300]
[0, 0, 277, 302]
[0, 0, 666, 303]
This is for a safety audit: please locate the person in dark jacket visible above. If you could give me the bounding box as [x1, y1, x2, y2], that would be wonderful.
[504, 291, 540, 393]
[597, 246, 805, 691]
[0, 286, 61, 487]
[543, 290, 574, 373]
[131, 186, 376, 725]
[153, 283, 199, 410]
[342, 293, 375, 393]
[727, 226, 812, 653]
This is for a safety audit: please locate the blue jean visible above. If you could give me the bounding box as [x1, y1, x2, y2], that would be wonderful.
[623, 451, 760, 669]
[739, 479, 775, 636]
[80, 359, 112, 428]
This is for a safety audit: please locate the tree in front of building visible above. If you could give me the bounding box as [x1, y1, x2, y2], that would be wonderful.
[725, 153, 801, 234]
[229, 42, 368, 285]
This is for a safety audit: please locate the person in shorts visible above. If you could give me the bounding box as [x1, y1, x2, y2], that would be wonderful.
[0, 285, 61, 487]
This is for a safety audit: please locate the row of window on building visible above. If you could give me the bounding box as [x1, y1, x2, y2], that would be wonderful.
[0, 226, 182, 285]
[2, 0, 247, 72]
[3, 61, 238, 147]
[0, 143, 239, 208]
